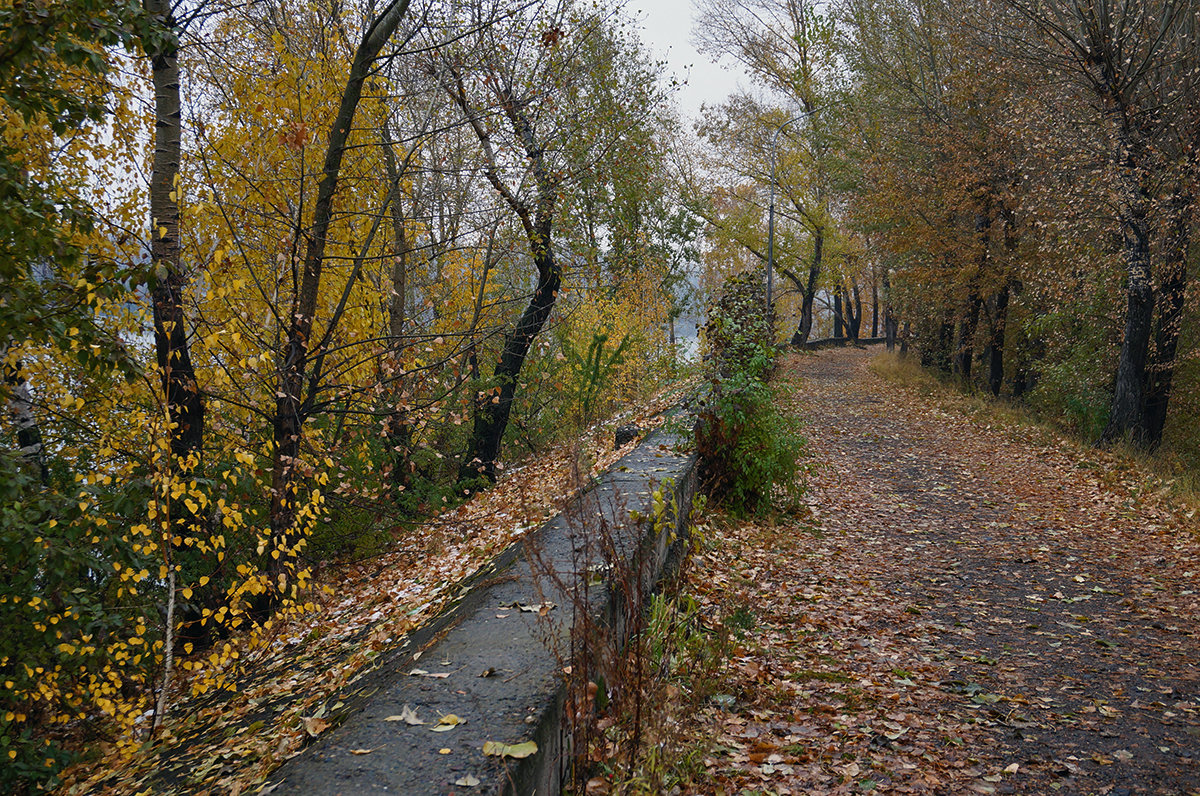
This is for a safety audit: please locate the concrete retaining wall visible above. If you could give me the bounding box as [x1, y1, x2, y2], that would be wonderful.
[265, 428, 697, 795]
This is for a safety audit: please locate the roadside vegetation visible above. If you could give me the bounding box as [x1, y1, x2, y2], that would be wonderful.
[4, 0, 1198, 792]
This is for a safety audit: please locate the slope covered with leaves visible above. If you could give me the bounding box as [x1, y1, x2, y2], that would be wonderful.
[670, 346, 1198, 795]
[55, 383, 688, 795]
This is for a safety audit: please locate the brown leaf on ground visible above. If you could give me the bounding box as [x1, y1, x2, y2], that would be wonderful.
[662, 348, 1199, 795]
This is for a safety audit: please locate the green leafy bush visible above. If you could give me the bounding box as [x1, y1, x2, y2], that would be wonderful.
[696, 273, 805, 515]
[563, 330, 631, 422]
[1024, 288, 1118, 440]
[0, 452, 157, 793]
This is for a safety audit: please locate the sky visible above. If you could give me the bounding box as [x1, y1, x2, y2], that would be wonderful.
[621, 0, 749, 124]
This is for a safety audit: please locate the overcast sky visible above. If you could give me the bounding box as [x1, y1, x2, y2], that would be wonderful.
[621, 0, 749, 124]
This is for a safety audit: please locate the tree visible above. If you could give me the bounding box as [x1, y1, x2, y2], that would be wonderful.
[835, 0, 1031, 388]
[145, 0, 203, 470]
[1002, 0, 1199, 446]
[694, 0, 842, 346]
[213, 0, 416, 568]
[435, 0, 671, 481]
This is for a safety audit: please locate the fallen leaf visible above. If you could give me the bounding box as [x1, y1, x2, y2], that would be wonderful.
[409, 668, 451, 678]
[502, 601, 557, 614]
[482, 740, 538, 759]
[432, 714, 466, 732]
[1112, 749, 1133, 762]
[302, 716, 329, 737]
[349, 748, 375, 755]
[384, 705, 425, 725]
[455, 774, 481, 787]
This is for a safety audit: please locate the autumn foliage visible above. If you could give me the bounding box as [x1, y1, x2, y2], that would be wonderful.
[834, 0, 1199, 454]
[0, 1, 695, 790]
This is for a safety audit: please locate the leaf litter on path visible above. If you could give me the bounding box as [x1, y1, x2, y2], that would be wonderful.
[667, 347, 1199, 795]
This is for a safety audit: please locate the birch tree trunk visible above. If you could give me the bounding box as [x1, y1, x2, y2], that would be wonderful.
[146, 0, 203, 470]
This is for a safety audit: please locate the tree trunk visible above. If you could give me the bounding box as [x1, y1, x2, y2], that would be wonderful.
[883, 266, 897, 351]
[146, 0, 202, 471]
[934, 312, 954, 374]
[1100, 127, 1155, 444]
[833, 291, 844, 338]
[984, 203, 1019, 397]
[269, 0, 412, 562]
[381, 125, 412, 494]
[849, 281, 862, 340]
[788, 229, 823, 346]
[1011, 300, 1042, 399]
[984, 281, 1010, 397]
[956, 287, 982, 386]
[1102, 268, 1154, 444]
[871, 273, 879, 338]
[462, 244, 560, 481]
[382, 128, 408, 349]
[1141, 190, 1191, 447]
[448, 65, 562, 483]
[956, 207, 991, 387]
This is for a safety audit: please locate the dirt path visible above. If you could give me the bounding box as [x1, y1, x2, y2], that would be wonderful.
[680, 347, 1199, 795]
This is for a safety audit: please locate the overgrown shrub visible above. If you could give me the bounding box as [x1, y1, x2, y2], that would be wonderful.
[702, 272, 774, 379]
[696, 273, 805, 515]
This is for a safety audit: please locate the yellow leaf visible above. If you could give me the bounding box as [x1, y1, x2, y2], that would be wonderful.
[482, 740, 537, 759]
[431, 713, 465, 732]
